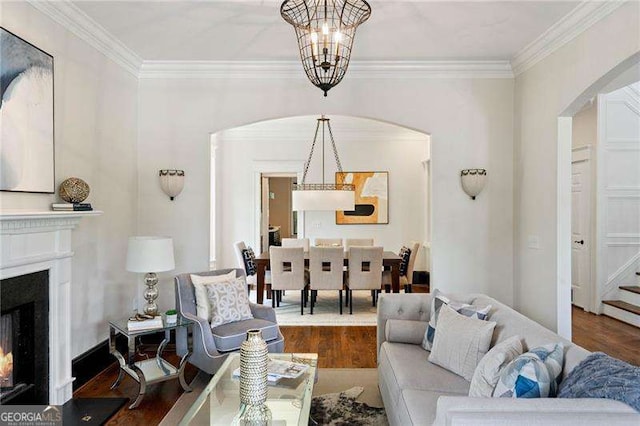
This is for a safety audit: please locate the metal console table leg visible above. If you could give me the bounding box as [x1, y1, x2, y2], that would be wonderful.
[108, 319, 193, 409]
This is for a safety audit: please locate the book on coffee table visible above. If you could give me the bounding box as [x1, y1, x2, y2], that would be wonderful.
[232, 359, 310, 384]
[267, 359, 309, 379]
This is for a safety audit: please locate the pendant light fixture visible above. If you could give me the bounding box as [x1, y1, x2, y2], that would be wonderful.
[292, 116, 355, 211]
[281, 0, 372, 96]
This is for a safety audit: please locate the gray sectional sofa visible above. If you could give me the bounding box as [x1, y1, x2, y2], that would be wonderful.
[377, 293, 640, 425]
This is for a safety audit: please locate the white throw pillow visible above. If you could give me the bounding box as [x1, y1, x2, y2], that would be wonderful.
[206, 277, 254, 328]
[428, 305, 497, 381]
[422, 289, 492, 351]
[469, 335, 524, 397]
[191, 271, 237, 321]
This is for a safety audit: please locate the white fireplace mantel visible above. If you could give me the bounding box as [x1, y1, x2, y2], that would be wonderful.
[0, 210, 102, 404]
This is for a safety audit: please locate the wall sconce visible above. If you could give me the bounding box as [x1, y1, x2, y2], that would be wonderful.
[159, 170, 184, 200]
[460, 169, 487, 200]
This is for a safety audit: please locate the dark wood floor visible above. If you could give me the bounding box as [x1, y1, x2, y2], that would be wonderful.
[75, 310, 639, 425]
[281, 326, 377, 368]
[73, 327, 375, 425]
[571, 305, 640, 366]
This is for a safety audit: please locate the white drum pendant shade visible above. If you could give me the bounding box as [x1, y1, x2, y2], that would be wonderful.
[292, 188, 355, 211]
[292, 116, 355, 211]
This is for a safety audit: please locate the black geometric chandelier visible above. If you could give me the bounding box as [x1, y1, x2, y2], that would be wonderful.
[281, 1, 372, 96]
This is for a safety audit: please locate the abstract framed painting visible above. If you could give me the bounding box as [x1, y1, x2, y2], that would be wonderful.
[336, 171, 389, 225]
[0, 27, 55, 193]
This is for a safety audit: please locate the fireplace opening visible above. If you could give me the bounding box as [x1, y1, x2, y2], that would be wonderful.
[0, 270, 49, 404]
[0, 313, 14, 388]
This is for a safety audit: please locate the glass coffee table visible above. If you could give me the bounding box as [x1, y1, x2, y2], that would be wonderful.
[179, 353, 318, 425]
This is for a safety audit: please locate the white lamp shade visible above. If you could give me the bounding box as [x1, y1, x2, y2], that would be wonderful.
[460, 169, 487, 199]
[159, 170, 185, 200]
[292, 189, 355, 211]
[126, 236, 175, 273]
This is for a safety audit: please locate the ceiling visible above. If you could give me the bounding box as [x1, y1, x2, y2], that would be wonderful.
[73, 1, 580, 62]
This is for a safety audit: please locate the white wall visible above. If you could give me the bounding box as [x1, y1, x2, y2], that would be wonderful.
[137, 76, 514, 312]
[214, 115, 429, 271]
[514, 1, 639, 332]
[0, 2, 139, 357]
[597, 82, 640, 301]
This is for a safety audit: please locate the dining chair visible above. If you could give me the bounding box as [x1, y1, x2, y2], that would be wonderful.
[345, 246, 383, 314]
[308, 246, 345, 315]
[314, 238, 343, 247]
[344, 238, 374, 249]
[281, 238, 310, 252]
[382, 241, 421, 292]
[269, 247, 309, 315]
[234, 241, 271, 298]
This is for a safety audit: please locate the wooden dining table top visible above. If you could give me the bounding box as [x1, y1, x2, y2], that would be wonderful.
[254, 250, 402, 261]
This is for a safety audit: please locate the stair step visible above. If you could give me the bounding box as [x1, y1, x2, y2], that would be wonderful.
[602, 300, 640, 328]
[602, 300, 640, 315]
[620, 286, 640, 295]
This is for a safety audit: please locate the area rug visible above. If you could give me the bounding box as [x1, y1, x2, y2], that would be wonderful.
[311, 387, 388, 426]
[250, 291, 377, 326]
[61, 397, 128, 426]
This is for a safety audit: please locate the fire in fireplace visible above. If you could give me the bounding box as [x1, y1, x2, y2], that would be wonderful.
[0, 271, 49, 404]
[0, 314, 14, 388]
[0, 347, 13, 388]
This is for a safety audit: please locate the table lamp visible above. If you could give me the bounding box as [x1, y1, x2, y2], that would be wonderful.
[126, 236, 175, 316]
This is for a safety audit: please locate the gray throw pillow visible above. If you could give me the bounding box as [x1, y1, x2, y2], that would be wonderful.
[206, 277, 253, 328]
[428, 305, 497, 381]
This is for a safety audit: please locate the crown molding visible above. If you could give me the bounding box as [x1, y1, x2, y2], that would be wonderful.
[27, 0, 142, 77]
[511, 1, 626, 76]
[30, 0, 623, 81]
[138, 60, 513, 79]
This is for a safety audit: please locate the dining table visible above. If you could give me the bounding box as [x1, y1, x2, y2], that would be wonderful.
[253, 250, 403, 305]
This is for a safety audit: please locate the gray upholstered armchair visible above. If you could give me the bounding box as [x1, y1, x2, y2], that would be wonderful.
[175, 268, 285, 374]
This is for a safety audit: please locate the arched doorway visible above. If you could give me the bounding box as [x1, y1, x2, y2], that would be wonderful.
[209, 115, 432, 287]
[557, 52, 640, 337]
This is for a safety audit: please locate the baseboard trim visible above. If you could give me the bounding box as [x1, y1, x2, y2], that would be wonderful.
[72, 340, 115, 391]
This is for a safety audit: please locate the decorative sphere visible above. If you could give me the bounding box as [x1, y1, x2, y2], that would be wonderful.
[59, 177, 90, 203]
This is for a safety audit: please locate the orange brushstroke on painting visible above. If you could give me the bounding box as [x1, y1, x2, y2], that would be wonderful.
[336, 172, 381, 224]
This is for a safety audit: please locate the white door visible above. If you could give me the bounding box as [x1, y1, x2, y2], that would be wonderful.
[571, 155, 591, 310]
